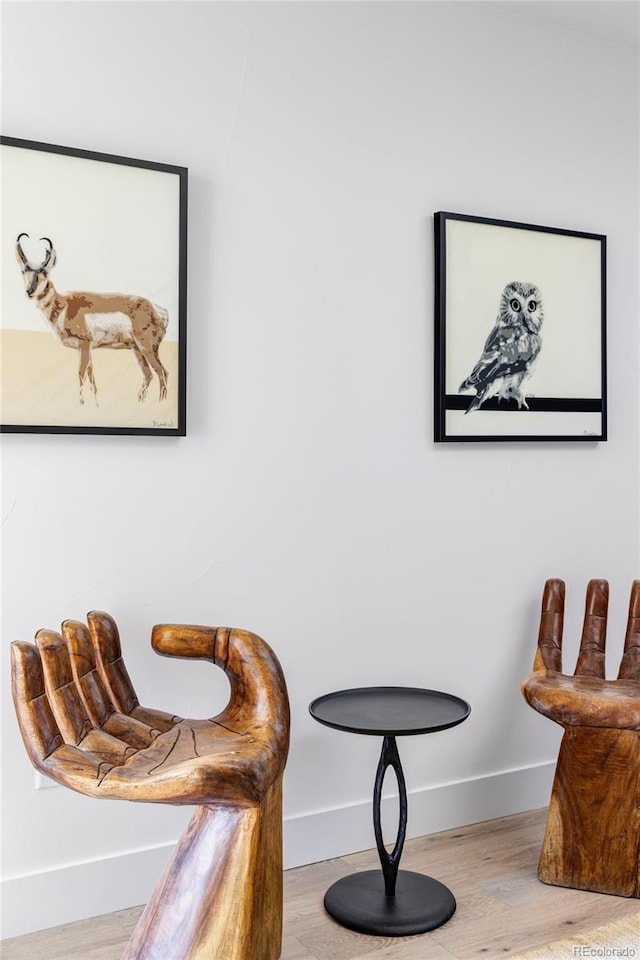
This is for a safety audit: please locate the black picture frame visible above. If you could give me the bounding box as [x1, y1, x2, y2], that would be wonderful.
[434, 211, 606, 443]
[1, 136, 187, 436]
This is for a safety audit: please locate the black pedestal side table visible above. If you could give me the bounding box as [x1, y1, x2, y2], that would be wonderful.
[309, 686, 471, 937]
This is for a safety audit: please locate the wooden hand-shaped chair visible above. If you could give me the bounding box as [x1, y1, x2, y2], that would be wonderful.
[521, 579, 640, 898]
[11, 614, 290, 960]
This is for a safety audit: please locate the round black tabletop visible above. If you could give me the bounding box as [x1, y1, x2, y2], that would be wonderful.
[309, 686, 470, 736]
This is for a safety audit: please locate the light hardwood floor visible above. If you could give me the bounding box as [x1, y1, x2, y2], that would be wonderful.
[2, 809, 639, 960]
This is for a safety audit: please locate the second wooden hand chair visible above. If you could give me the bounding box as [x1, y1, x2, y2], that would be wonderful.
[11, 613, 290, 960]
[521, 579, 640, 898]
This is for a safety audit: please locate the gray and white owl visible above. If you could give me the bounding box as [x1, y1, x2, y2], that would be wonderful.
[459, 281, 543, 413]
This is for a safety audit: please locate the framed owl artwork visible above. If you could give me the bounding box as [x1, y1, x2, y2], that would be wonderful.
[434, 211, 606, 442]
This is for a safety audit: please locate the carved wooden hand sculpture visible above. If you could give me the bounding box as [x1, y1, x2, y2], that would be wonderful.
[11, 614, 290, 960]
[521, 579, 640, 898]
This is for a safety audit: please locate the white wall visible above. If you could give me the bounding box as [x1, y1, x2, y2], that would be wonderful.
[1, 0, 638, 939]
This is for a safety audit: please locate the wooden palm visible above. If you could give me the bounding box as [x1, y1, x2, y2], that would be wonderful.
[521, 579, 640, 898]
[11, 613, 290, 960]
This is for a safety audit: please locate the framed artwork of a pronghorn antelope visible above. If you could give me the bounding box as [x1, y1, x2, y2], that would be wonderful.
[1, 137, 187, 435]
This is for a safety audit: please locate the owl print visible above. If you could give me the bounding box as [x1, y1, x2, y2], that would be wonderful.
[459, 281, 544, 413]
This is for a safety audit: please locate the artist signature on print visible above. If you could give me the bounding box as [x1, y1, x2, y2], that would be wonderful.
[153, 420, 175, 428]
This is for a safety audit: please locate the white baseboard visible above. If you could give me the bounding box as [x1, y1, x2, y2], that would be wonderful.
[0, 761, 554, 940]
[0, 843, 171, 942]
[284, 759, 555, 868]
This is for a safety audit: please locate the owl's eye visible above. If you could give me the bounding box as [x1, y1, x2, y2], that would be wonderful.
[510, 298, 522, 312]
[528, 300, 537, 312]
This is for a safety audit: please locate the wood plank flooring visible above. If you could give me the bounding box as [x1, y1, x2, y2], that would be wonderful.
[2, 809, 639, 960]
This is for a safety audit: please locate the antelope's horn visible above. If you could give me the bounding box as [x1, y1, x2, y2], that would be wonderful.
[39, 237, 54, 270]
[16, 233, 30, 266]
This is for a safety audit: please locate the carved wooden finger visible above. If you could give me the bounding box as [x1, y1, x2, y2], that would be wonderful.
[217, 628, 290, 743]
[11, 641, 63, 768]
[534, 578, 565, 673]
[36, 629, 93, 745]
[619, 581, 640, 681]
[63, 620, 116, 728]
[101, 712, 158, 750]
[88, 611, 178, 732]
[152, 625, 291, 753]
[151, 623, 217, 662]
[574, 579, 608, 678]
[87, 611, 138, 714]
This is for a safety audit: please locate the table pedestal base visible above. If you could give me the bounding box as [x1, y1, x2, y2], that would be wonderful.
[323, 869, 456, 937]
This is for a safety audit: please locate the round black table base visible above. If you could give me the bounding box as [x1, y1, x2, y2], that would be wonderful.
[323, 869, 456, 937]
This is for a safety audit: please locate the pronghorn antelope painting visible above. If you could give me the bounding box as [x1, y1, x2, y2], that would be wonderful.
[15, 233, 170, 406]
[2, 134, 186, 435]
